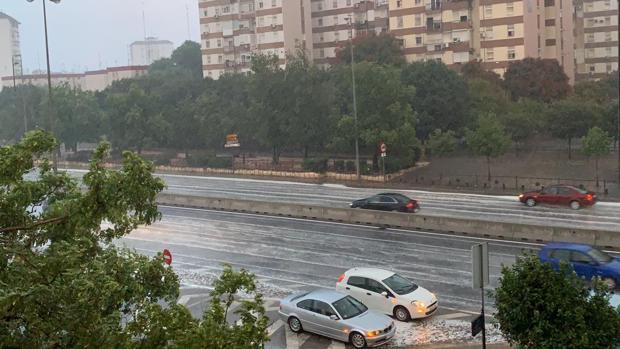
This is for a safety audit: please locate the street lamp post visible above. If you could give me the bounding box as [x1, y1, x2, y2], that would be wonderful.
[347, 15, 361, 181]
[12, 54, 28, 135]
[27, 0, 60, 171]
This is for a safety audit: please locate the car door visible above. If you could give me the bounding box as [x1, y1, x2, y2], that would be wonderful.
[556, 187, 574, 206]
[570, 251, 598, 281]
[313, 300, 347, 340]
[379, 195, 399, 211]
[539, 187, 559, 204]
[345, 276, 369, 301]
[365, 278, 395, 314]
[364, 196, 382, 210]
[296, 299, 319, 333]
[547, 249, 571, 271]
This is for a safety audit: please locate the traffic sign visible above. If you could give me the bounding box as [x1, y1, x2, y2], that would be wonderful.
[471, 313, 484, 337]
[472, 243, 489, 289]
[163, 249, 172, 265]
[380, 142, 387, 153]
[224, 133, 240, 148]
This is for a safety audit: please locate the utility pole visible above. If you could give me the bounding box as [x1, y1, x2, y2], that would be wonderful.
[12, 54, 28, 135]
[347, 15, 361, 181]
[11, 56, 17, 89]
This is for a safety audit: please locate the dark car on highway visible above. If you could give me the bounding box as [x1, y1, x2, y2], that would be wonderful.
[519, 185, 596, 210]
[350, 193, 420, 213]
[539, 242, 620, 290]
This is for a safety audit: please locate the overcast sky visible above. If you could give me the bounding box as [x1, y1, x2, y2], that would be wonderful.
[1, 0, 200, 73]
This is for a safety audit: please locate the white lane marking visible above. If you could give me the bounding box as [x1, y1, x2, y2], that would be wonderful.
[327, 341, 346, 349]
[267, 319, 284, 337]
[435, 312, 470, 320]
[285, 330, 311, 349]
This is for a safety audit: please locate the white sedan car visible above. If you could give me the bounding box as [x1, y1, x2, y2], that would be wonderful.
[336, 268, 438, 321]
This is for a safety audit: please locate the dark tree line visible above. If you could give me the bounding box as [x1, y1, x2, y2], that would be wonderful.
[0, 37, 618, 172]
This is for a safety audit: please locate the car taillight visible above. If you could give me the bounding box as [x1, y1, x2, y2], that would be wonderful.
[337, 273, 345, 283]
[586, 194, 593, 201]
[406, 201, 415, 209]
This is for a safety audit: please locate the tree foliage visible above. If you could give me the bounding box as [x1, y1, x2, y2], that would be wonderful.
[546, 96, 599, 159]
[427, 129, 457, 158]
[582, 126, 612, 185]
[0, 131, 269, 348]
[494, 253, 620, 349]
[335, 33, 406, 67]
[503, 58, 571, 102]
[466, 114, 511, 180]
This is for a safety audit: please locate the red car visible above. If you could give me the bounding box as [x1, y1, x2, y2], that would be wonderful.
[519, 185, 597, 210]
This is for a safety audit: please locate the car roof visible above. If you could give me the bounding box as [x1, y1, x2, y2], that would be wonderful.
[543, 242, 593, 252]
[303, 289, 348, 303]
[345, 267, 396, 280]
[377, 192, 408, 197]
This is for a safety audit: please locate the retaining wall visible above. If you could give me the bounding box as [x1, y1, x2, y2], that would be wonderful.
[156, 194, 620, 249]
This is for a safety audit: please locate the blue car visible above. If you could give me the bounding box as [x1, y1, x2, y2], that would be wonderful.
[539, 242, 620, 290]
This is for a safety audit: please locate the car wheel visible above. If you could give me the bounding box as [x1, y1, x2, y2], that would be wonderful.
[350, 332, 367, 349]
[394, 305, 411, 322]
[603, 278, 617, 290]
[570, 200, 581, 210]
[288, 317, 303, 333]
[525, 198, 536, 207]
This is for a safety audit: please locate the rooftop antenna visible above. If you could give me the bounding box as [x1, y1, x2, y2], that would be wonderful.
[142, 1, 151, 65]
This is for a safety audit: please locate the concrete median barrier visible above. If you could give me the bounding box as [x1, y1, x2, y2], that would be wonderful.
[157, 193, 620, 249]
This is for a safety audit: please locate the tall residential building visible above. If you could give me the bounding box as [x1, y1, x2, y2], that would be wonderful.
[574, 0, 618, 81]
[388, 0, 577, 82]
[311, 0, 390, 67]
[130, 37, 174, 66]
[0, 12, 21, 89]
[199, 0, 313, 79]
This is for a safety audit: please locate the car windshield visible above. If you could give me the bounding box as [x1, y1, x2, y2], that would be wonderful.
[587, 248, 612, 264]
[332, 295, 368, 320]
[382, 273, 419, 295]
[574, 187, 589, 194]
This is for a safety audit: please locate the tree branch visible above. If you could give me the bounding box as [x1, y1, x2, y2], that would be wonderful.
[0, 216, 67, 233]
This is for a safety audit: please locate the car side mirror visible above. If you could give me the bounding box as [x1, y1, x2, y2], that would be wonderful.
[329, 315, 339, 321]
[381, 291, 389, 298]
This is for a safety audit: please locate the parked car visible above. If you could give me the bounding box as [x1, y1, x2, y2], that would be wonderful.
[279, 289, 395, 348]
[336, 267, 438, 321]
[519, 185, 596, 210]
[350, 193, 420, 213]
[539, 242, 620, 290]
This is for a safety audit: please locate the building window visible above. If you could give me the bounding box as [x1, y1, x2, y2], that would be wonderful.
[606, 63, 612, 72]
[485, 48, 494, 61]
[318, 2, 322, 10]
[223, 6, 230, 13]
[259, 2, 264, 9]
[320, 35, 324, 42]
[415, 15, 422, 26]
[347, 0, 351, 5]
[605, 17, 611, 25]
[416, 36, 422, 45]
[397, 0, 402, 7]
[318, 18, 323, 26]
[506, 2, 514, 15]
[272, 0, 276, 7]
[507, 25, 515, 37]
[206, 40, 210, 48]
[272, 15, 278, 25]
[258, 17, 264, 26]
[586, 34, 594, 43]
[544, 0, 554, 6]
[508, 47, 516, 59]
[460, 15, 468, 22]
[606, 32, 612, 41]
[397, 16, 404, 28]
[218, 55, 223, 63]
[415, 0, 422, 4]
[483, 27, 493, 39]
[320, 49, 325, 58]
[335, 31, 340, 41]
[589, 65, 595, 72]
[604, 0, 611, 7]
[484, 5, 492, 18]
[606, 47, 612, 56]
[545, 38, 556, 46]
[217, 39, 222, 47]
[207, 56, 211, 64]
[333, 0, 338, 8]
[333, 16, 338, 25]
[587, 48, 595, 57]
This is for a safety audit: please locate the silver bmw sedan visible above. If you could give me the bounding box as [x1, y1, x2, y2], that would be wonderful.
[278, 289, 396, 348]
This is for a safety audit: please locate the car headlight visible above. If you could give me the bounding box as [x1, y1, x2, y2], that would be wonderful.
[367, 330, 380, 337]
[411, 300, 426, 313]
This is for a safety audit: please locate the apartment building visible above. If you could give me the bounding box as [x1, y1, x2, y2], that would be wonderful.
[574, 0, 618, 80]
[311, 0, 389, 67]
[199, 0, 313, 79]
[0, 12, 22, 90]
[0, 66, 148, 92]
[130, 37, 174, 66]
[388, 0, 577, 82]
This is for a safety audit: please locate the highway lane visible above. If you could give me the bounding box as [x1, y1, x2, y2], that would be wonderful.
[67, 169, 620, 232]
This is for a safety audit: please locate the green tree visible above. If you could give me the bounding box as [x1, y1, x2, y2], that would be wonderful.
[466, 114, 511, 181]
[501, 99, 547, 155]
[460, 60, 503, 86]
[503, 58, 571, 102]
[546, 97, 599, 159]
[335, 33, 406, 67]
[494, 253, 620, 349]
[582, 126, 612, 186]
[426, 129, 456, 158]
[574, 74, 619, 103]
[401, 60, 470, 139]
[0, 131, 269, 348]
[468, 78, 510, 117]
[171, 41, 203, 76]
